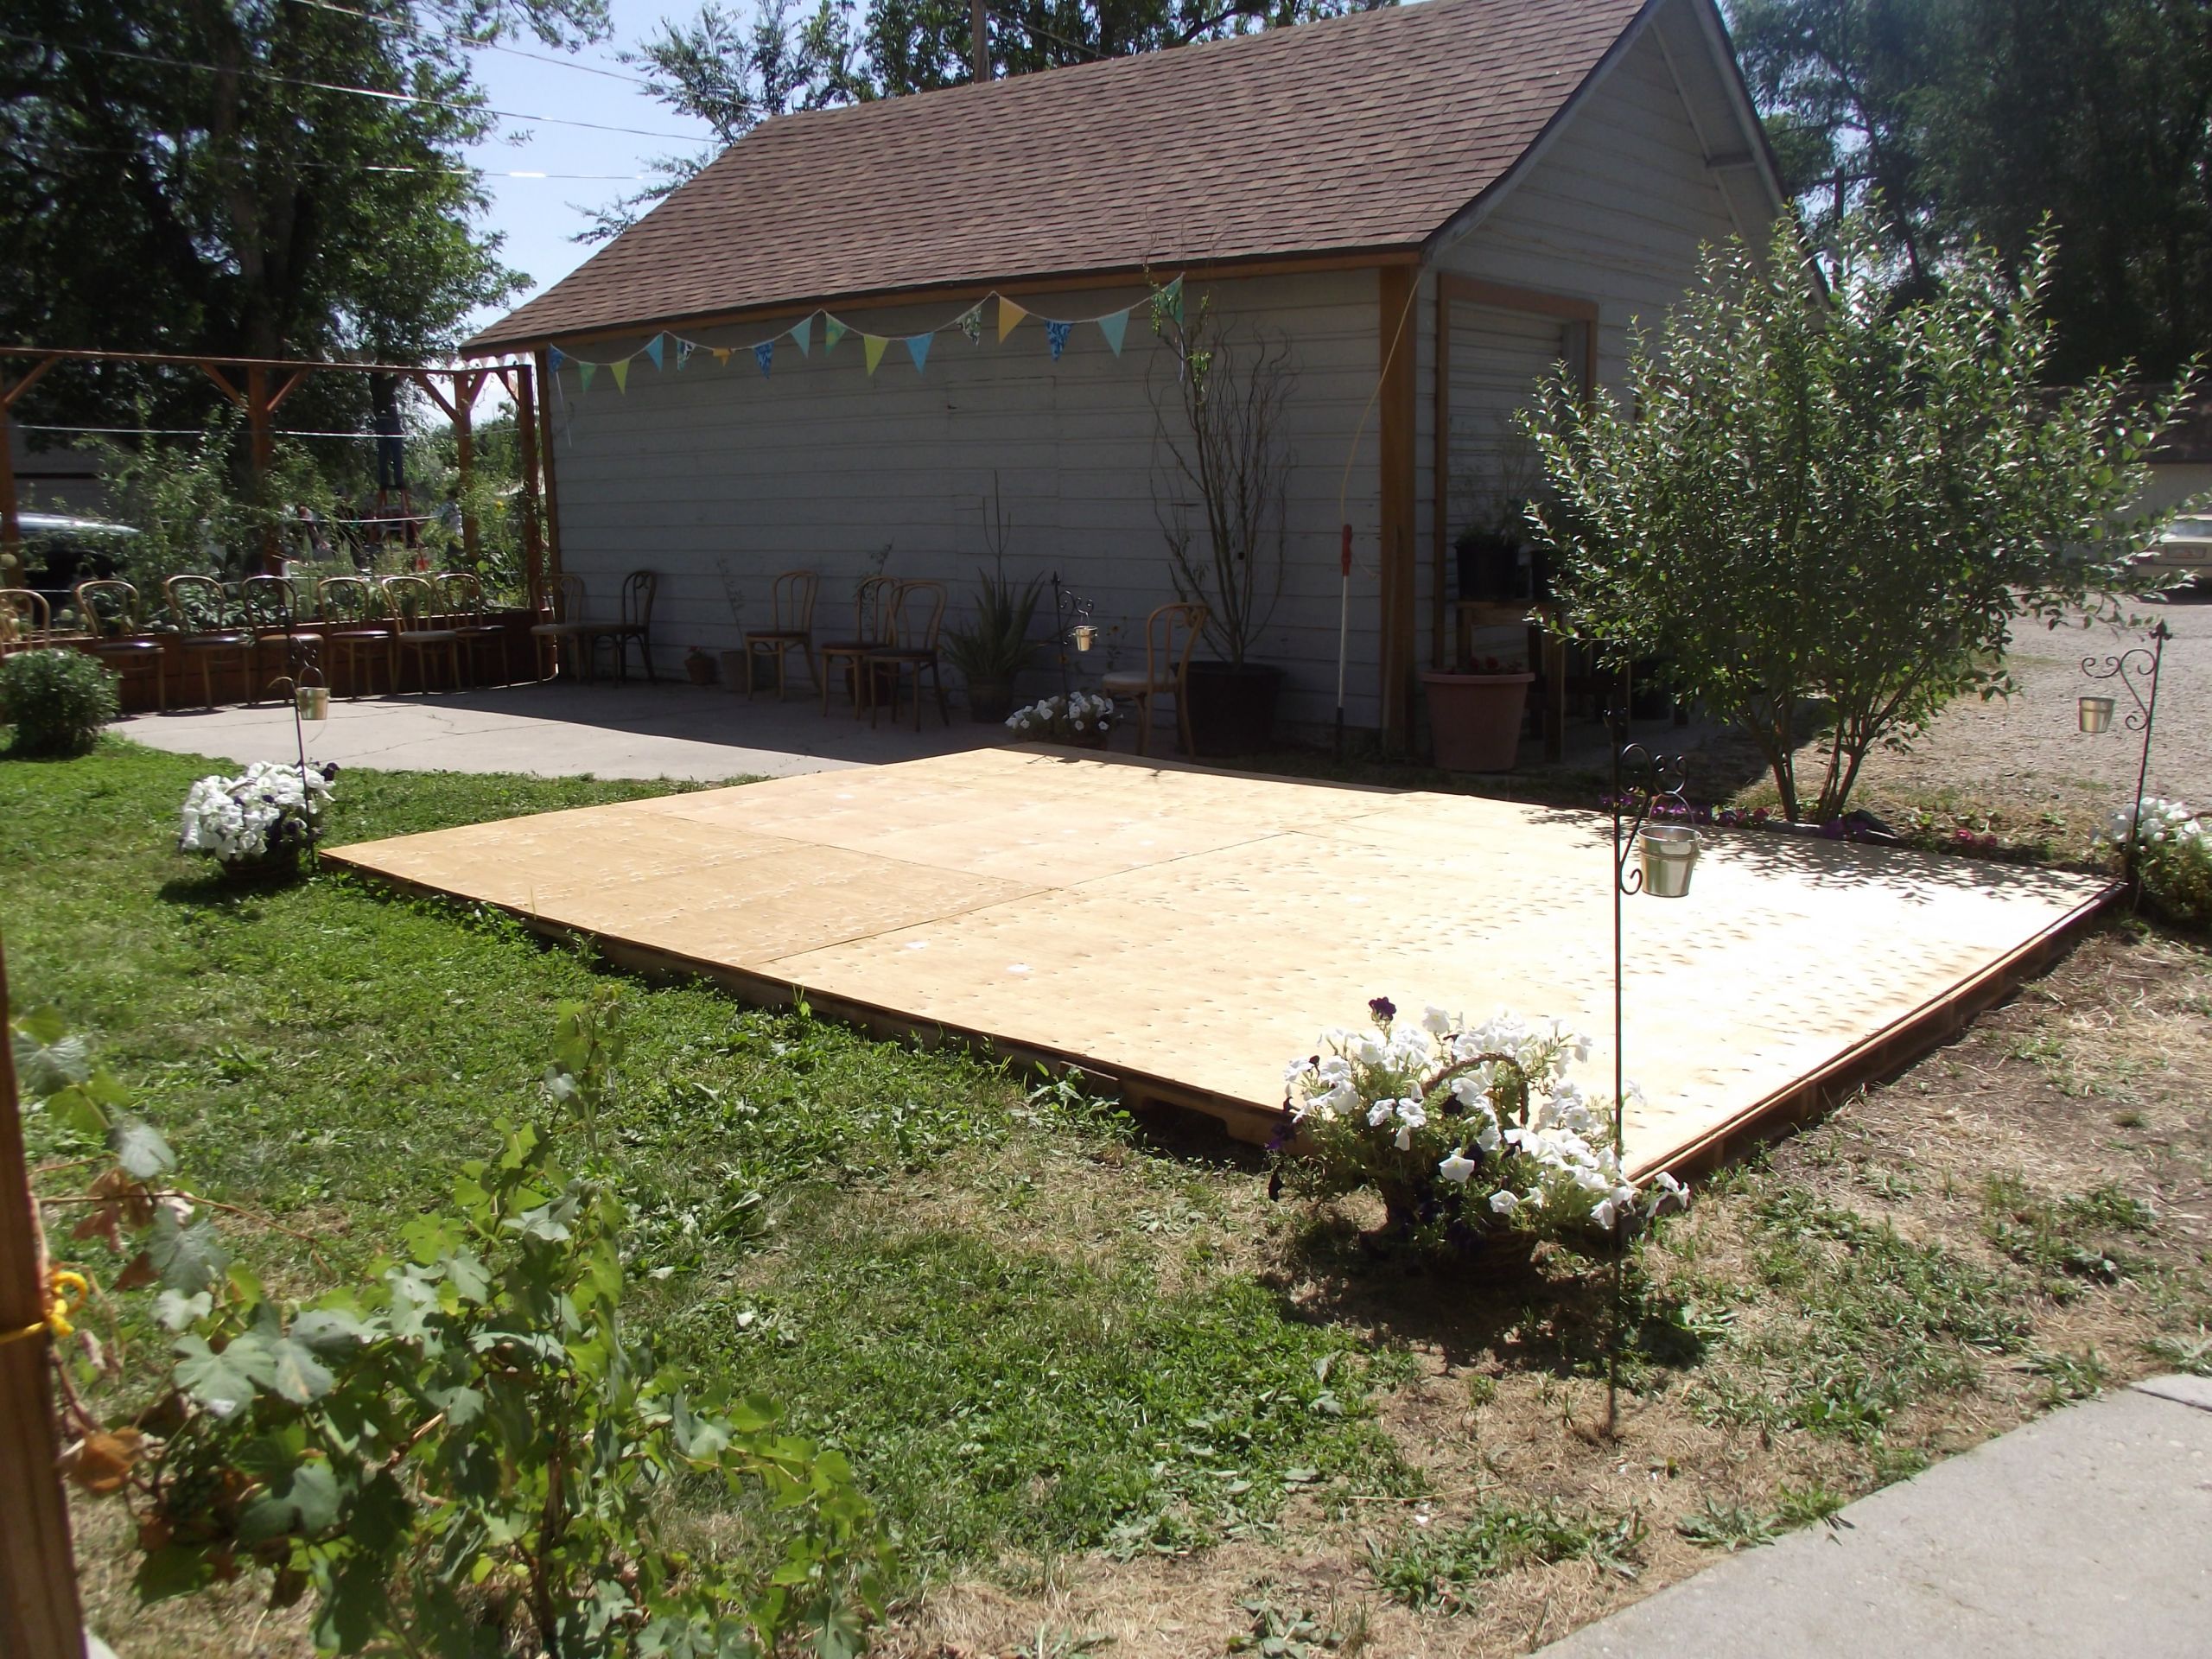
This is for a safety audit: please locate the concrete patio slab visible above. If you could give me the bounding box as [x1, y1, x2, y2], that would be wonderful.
[1539, 1378, 2212, 1658]
[118, 681, 999, 781]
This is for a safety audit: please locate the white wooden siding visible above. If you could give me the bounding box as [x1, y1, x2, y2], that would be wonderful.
[544, 269, 1387, 733]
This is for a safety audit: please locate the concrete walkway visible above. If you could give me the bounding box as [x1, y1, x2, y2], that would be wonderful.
[118, 680, 999, 780]
[1541, 1375, 2212, 1658]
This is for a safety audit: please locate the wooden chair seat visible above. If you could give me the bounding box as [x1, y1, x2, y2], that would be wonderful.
[178, 631, 252, 650]
[1099, 669, 1177, 696]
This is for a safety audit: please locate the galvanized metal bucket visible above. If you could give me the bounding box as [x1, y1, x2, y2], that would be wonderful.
[296, 684, 329, 722]
[2078, 694, 2115, 734]
[1638, 823, 1700, 898]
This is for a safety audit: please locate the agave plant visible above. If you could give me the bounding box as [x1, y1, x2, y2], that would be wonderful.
[944, 559, 1045, 686]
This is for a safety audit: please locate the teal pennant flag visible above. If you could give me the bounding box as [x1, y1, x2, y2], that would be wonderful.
[577, 361, 596, 391]
[1096, 309, 1129, 356]
[906, 333, 933, 372]
[790, 315, 813, 356]
[643, 334, 664, 371]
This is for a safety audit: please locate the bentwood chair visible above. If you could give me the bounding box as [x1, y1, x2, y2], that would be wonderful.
[741, 569, 820, 700]
[382, 575, 462, 693]
[864, 579, 951, 732]
[1101, 601, 1207, 756]
[73, 580, 167, 712]
[436, 572, 511, 687]
[581, 569, 658, 683]
[0, 588, 51, 656]
[528, 573, 589, 680]
[164, 575, 255, 709]
[317, 576, 395, 697]
[241, 574, 321, 697]
[819, 575, 897, 718]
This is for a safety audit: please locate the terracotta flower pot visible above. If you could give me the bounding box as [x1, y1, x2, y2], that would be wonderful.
[683, 649, 718, 687]
[966, 679, 1014, 723]
[1421, 671, 1533, 772]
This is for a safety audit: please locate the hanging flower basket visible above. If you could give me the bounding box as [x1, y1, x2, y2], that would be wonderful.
[1004, 691, 1116, 748]
[178, 761, 339, 885]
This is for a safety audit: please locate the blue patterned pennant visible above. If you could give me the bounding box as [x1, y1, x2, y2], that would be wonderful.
[1046, 320, 1073, 361]
[957, 306, 982, 346]
[753, 340, 774, 378]
[676, 338, 695, 371]
[547, 346, 566, 375]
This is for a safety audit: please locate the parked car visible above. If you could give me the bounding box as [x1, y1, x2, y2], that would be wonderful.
[8, 511, 141, 595]
[2130, 513, 2212, 589]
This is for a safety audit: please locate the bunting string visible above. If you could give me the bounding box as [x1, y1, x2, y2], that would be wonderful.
[544, 276, 1183, 395]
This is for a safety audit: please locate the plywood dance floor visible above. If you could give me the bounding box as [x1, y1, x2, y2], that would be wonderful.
[326, 748, 2111, 1176]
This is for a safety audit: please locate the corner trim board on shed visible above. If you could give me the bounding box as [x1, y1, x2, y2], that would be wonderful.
[1377, 265, 1420, 747]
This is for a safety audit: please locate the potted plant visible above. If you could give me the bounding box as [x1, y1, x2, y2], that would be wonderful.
[1451, 423, 1545, 602]
[944, 491, 1044, 722]
[1153, 296, 1290, 756]
[1421, 652, 1533, 772]
[1003, 691, 1116, 748]
[683, 645, 718, 686]
[177, 760, 338, 883]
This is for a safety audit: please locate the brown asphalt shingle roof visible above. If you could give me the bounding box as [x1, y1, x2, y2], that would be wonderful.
[468, 0, 1655, 351]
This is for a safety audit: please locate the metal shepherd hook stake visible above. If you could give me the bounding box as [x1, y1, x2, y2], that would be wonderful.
[2077, 618, 2169, 904]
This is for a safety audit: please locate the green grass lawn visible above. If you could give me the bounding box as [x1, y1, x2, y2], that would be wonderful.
[8, 740, 2208, 1657]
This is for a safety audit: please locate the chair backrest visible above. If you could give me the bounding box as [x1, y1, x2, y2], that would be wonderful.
[317, 575, 389, 627]
[771, 569, 818, 632]
[1144, 601, 1208, 688]
[0, 588, 50, 645]
[74, 580, 141, 637]
[619, 569, 657, 630]
[849, 574, 897, 645]
[437, 572, 488, 616]
[241, 574, 304, 632]
[887, 580, 947, 652]
[546, 572, 586, 622]
[165, 574, 234, 632]
[381, 575, 442, 632]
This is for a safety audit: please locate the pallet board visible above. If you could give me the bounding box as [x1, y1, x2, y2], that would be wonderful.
[325, 748, 2113, 1175]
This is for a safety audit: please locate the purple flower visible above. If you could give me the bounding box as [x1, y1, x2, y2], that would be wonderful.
[1368, 995, 1396, 1023]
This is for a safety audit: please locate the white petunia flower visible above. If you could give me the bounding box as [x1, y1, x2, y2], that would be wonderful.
[1438, 1149, 1477, 1184]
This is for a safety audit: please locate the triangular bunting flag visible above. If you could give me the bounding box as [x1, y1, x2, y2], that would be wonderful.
[906, 333, 933, 373]
[547, 346, 566, 375]
[644, 334, 664, 371]
[1165, 276, 1185, 325]
[997, 297, 1027, 340]
[577, 360, 596, 391]
[790, 315, 812, 356]
[676, 339, 696, 371]
[958, 306, 982, 346]
[1046, 320, 1073, 362]
[863, 334, 888, 375]
[753, 340, 774, 378]
[1096, 308, 1129, 356]
[610, 358, 630, 392]
[712, 347, 731, 365]
[824, 317, 847, 353]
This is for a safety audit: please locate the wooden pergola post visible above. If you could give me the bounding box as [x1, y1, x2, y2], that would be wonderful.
[0, 939, 87, 1659]
[512, 363, 544, 611]
[245, 367, 277, 574]
[532, 348, 563, 597]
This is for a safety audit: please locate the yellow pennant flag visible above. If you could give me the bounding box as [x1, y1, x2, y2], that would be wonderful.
[862, 334, 889, 375]
[997, 296, 1027, 341]
[712, 347, 731, 365]
[610, 358, 631, 392]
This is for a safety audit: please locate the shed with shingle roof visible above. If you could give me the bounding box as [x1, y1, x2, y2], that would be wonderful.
[484, 0, 1783, 745]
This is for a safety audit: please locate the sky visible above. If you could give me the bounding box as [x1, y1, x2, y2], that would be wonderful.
[457, 0, 722, 339]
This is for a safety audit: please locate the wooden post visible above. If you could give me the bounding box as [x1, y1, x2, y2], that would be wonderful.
[453, 372, 480, 568]
[1376, 267, 1420, 751]
[0, 940, 88, 1659]
[532, 348, 563, 595]
[514, 363, 545, 613]
[245, 366, 277, 575]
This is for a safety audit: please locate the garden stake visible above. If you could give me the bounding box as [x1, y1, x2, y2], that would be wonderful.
[2078, 619, 2169, 906]
[1608, 711, 1691, 1438]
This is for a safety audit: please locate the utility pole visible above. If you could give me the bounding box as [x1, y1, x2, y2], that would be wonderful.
[971, 0, 988, 81]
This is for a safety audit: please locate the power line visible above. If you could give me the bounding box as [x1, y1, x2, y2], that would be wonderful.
[0, 29, 705, 141]
[279, 0, 660, 89]
[33, 143, 647, 179]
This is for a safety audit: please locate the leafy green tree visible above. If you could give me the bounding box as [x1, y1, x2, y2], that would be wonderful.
[1522, 215, 2190, 823]
[1727, 0, 2212, 378]
[0, 0, 607, 429]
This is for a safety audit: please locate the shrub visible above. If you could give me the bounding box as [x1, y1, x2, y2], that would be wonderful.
[22, 995, 890, 1656]
[0, 646, 119, 755]
[1275, 998, 1685, 1253]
